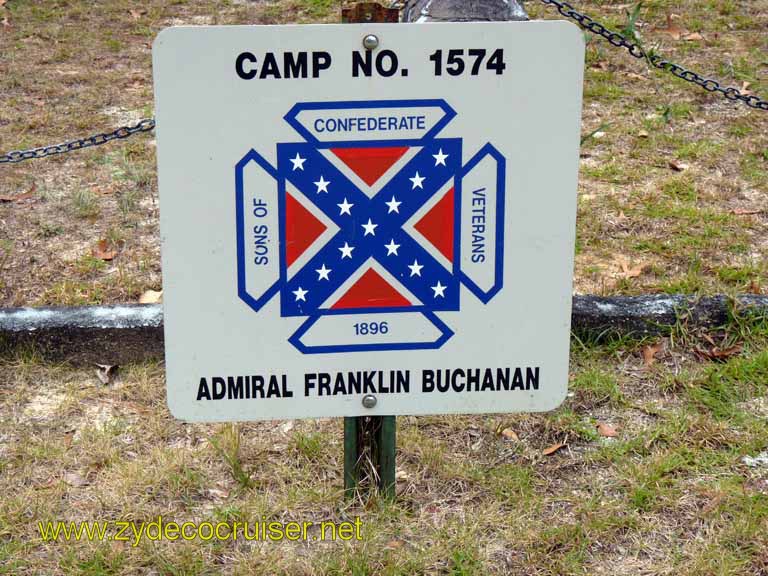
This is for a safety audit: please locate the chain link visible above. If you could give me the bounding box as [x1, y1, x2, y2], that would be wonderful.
[539, 0, 768, 111]
[0, 118, 156, 165]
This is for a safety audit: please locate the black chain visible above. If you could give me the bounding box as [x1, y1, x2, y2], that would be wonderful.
[539, 0, 768, 111]
[0, 118, 156, 165]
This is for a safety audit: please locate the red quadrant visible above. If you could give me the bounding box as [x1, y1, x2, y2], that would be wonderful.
[284, 193, 327, 267]
[331, 147, 409, 187]
[414, 187, 454, 262]
[331, 268, 411, 310]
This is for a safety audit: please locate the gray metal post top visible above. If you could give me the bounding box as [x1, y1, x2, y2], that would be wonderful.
[403, 0, 528, 22]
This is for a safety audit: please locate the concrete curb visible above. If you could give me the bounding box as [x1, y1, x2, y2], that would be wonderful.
[0, 305, 164, 365]
[571, 294, 768, 338]
[1, 295, 767, 365]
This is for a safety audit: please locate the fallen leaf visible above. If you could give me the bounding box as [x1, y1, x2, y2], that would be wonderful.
[39, 477, 58, 488]
[501, 428, 519, 441]
[701, 492, 726, 514]
[702, 333, 717, 347]
[385, 539, 405, 550]
[95, 363, 118, 385]
[597, 423, 618, 438]
[618, 257, 646, 279]
[638, 130, 649, 138]
[139, 289, 163, 304]
[683, 32, 704, 41]
[749, 280, 762, 295]
[642, 341, 663, 366]
[543, 442, 566, 456]
[695, 343, 743, 361]
[657, 14, 684, 40]
[623, 267, 645, 278]
[0, 195, 19, 202]
[668, 160, 689, 172]
[626, 72, 647, 81]
[740, 81, 753, 95]
[207, 487, 229, 500]
[91, 183, 116, 196]
[93, 239, 117, 261]
[731, 208, 761, 216]
[0, 184, 35, 202]
[712, 344, 743, 359]
[129, 9, 147, 19]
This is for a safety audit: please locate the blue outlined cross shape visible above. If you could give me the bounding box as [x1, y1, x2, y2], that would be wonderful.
[277, 138, 462, 317]
[235, 98, 506, 354]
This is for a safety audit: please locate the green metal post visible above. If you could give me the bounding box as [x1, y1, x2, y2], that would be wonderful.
[378, 415, 397, 499]
[343, 417, 360, 498]
[344, 414, 397, 499]
[341, 2, 399, 502]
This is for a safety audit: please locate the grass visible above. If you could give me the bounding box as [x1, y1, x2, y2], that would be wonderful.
[291, 431, 327, 461]
[71, 189, 100, 219]
[0, 0, 768, 573]
[0, 324, 767, 573]
[0, 0, 765, 304]
[570, 367, 625, 408]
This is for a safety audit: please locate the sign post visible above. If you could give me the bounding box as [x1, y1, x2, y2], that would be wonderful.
[341, 2, 400, 501]
[153, 10, 584, 500]
[344, 413, 396, 498]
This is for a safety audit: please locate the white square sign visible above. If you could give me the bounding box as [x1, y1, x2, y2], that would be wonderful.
[153, 21, 584, 422]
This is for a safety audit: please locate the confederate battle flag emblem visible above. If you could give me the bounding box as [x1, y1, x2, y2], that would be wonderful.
[236, 99, 505, 353]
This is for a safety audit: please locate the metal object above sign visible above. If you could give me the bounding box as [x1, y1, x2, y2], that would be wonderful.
[342, 2, 400, 23]
[153, 22, 584, 422]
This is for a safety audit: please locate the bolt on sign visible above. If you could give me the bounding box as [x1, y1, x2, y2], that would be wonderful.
[153, 21, 585, 422]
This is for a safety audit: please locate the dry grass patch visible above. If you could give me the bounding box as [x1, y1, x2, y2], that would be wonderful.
[1, 2, 768, 571]
[1, 314, 767, 573]
[0, 0, 767, 304]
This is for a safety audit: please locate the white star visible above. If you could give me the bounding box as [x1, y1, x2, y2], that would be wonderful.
[290, 153, 306, 171]
[410, 172, 425, 190]
[431, 281, 447, 298]
[385, 196, 402, 214]
[361, 218, 378, 237]
[337, 198, 353, 215]
[293, 287, 308, 302]
[384, 239, 400, 256]
[339, 242, 354, 259]
[408, 259, 424, 277]
[433, 149, 449, 167]
[314, 176, 331, 194]
[315, 264, 331, 281]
